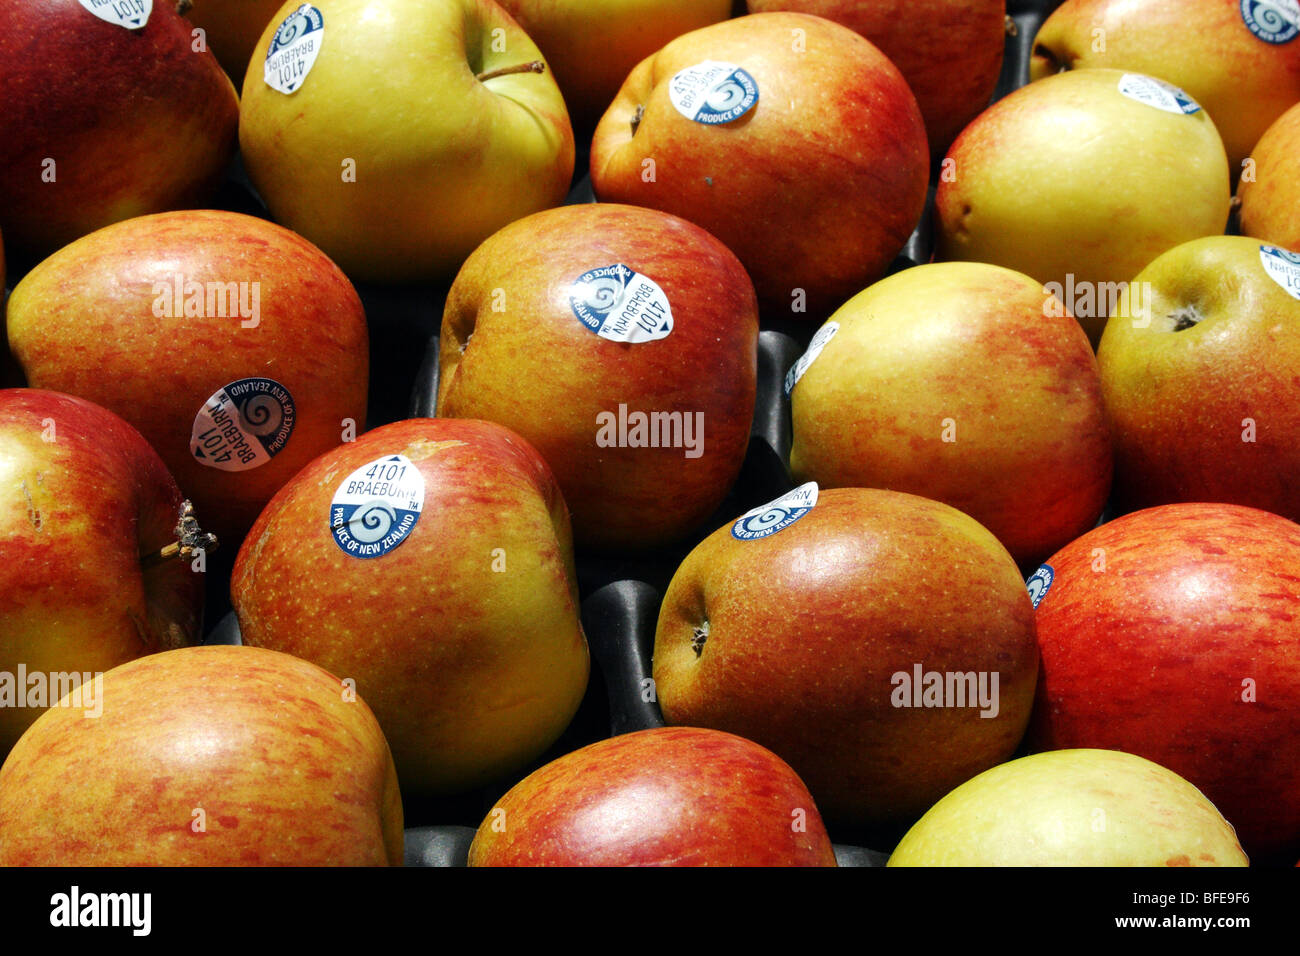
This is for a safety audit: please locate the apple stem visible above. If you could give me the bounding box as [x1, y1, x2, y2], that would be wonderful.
[631, 104, 645, 137]
[691, 621, 709, 658]
[1005, 14, 1018, 37]
[475, 61, 546, 84]
[140, 500, 218, 569]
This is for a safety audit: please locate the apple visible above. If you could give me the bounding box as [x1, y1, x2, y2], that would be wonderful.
[788, 261, 1111, 569]
[231, 417, 590, 796]
[1030, 0, 1300, 174]
[0, 389, 204, 754]
[468, 727, 837, 866]
[239, 0, 574, 282]
[747, 0, 1006, 156]
[436, 203, 758, 552]
[0, 645, 403, 865]
[1028, 503, 1300, 861]
[1096, 236, 1300, 522]
[888, 749, 1248, 866]
[496, 0, 733, 131]
[0, 0, 239, 260]
[1239, 102, 1300, 253]
[653, 485, 1038, 826]
[591, 11, 929, 321]
[183, 0, 287, 79]
[6, 209, 369, 546]
[935, 68, 1231, 344]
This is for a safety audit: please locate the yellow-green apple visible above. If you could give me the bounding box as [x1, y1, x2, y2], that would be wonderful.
[231, 417, 589, 796]
[591, 12, 928, 321]
[1029, 503, 1300, 862]
[936, 68, 1230, 344]
[788, 262, 1111, 568]
[496, 0, 733, 131]
[0, 389, 204, 754]
[0, 645, 403, 865]
[888, 749, 1248, 866]
[747, 0, 1006, 156]
[6, 210, 368, 546]
[468, 727, 837, 866]
[1096, 236, 1300, 521]
[184, 0, 288, 79]
[1239, 102, 1300, 252]
[239, 0, 574, 282]
[1030, 0, 1300, 173]
[437, 203, 758, 552]
[0, 0, 239, 260]
[653, 486, 1038, 827]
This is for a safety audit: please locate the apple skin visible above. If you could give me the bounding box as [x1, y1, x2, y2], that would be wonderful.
[239, 0, 575, 282]
[591, 11, 929, 321]
[437, 203, 758, 552]
[936, 68, 1230, 344]
[1029, 503, 1300, 861]
[468, 727, 837, 866]
[789, 262, 1111, 569]
[1096, 236, 1300, 521]
[653, 487, 1038, 827]
[888, 749, 1248, 867]
[232, 417, 590, 796]
[1239, 102, 1300, 253]
[0, 389, 203, 754]
[0, 645, 403, 866]
[747, 0, 1006, 157]
[183, 0, 288, 80]
[1031, 0, 1300, 174]
[6, 209, 369, 546]
[0, 0, 239, 259]
[496, 0, 733, 130]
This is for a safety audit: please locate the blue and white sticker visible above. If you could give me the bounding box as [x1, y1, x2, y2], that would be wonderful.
[1260, 245, 1300, 300]
[669, 61, 759, 125]
[330, 455, 425, 559]
[1240, 0, 1299, 44]
[1026, 564, 1054, 609]
[731, 482, 818, 541]
[264, 4, 324, 95]
[784, 322, 840, 395]
[1117, 74, 1201, 114]
[569, 264, 673, 343]
[190, 378, 295, 473]
[78, 0, 151, 29]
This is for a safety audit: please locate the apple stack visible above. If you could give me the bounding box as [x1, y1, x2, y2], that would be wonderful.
[0, 0, 1298, 872]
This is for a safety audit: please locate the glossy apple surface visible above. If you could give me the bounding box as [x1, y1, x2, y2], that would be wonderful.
[1239, 102, 1300, 252]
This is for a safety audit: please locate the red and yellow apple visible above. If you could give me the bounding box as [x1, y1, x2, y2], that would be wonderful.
[1239, 102, 1300, 252]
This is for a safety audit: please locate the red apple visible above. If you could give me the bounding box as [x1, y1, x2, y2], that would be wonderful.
[1029, 503, 1300, 861]
[1239, 101, 1300, 253]
[0, 388, 204, 754]
[0, 0, 239, 259]
[0, 645, 403, 865]
[591, 11, 929, 320]
[437, 203, 758, 552]
[468, 727, 838, 866]
[232, 417, 590, 796]
[6, 209, 369, 545]
[747, 0, 1006, 156]
[653, 486, 1039, 826]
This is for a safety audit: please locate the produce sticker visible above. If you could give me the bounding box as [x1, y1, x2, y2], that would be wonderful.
[1240, 0, 1299, 43]
[569, 264, 674, 342]
[330, 455, 425, 559]
[1260, 245, 1300, 300]
[190, 378, 295, 473]
[784, 321, 840, 395]
[264, 4, 324, 95]
[669, 61, 759, 125]
[1117, 74, 1201, 115]
[731, 482, 818, 540]
[1027, 565, 1055, 609]
[78, 0, 150, 29]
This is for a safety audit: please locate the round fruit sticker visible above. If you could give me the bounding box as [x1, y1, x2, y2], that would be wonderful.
[1026, 565, 1054, 609]
[731, 483, 818, 540]
[1117, 74, 1201, 114]
[190, 378, 296, 473]
[77, 0, 151, 29]
[264, 4, 324, 95]
[1260, 245, 1300, 300]
[569, 264, 674, 343]
[1240, 0, 1299, 44]
[669, 61, 759, 125]
[785, 322, 840, 395]
[330, 455, 425, 559]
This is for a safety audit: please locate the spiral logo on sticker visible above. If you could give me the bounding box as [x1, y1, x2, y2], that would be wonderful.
[578, 276, 626, 317]
[707, 80, 748, 113]
[1241, 0, 1300, 43]
[1026, 565, 1054, 609]
[738, 505, 795, 536]
[350, 501, 397, 544]
[238, 394, 284, 436]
